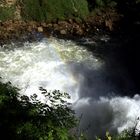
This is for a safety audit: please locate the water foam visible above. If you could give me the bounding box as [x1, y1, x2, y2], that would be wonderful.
[74, 95, 140, 139]
[0, 37, 102, 103]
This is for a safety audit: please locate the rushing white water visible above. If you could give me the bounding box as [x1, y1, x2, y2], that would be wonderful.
[0, 37, 140, 139]
[74, 95, 140, 139]
[0, 37, 102, 102]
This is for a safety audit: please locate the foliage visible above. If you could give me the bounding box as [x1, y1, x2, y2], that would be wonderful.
[136, 0, 140, 3]
[113, 120, 140, 140]
[96, 123, 140, 140]
[21, 0, 47, 21]
[96, 131, 112, 140]
[0, 81, 77, 140]
[21, 0, 89, 21]
[87, 0, 117, 10]
[95, 0, 117, 7]
[113, 0, 140, 10]
[0, 6, 15, 21]
[113, 130, 135, 140]
[87, 0, 140, 9]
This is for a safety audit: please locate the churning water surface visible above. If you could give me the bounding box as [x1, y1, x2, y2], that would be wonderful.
[0, 37, 140, 139]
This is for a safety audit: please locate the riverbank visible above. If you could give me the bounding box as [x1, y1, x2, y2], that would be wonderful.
[0, 8, 121, 45]
[0, 0, 140, 45]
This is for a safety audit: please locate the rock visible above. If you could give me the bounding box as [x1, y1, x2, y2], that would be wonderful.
[41, 22, 47, 27]
[14, 5, 21, 20]
[43, 31, 51, 38]
[46, 23, 52, 27]
[68, 19, 73, 24]
[28, 21, 37, 29]
[6, 0, 16, 5]
[37, 26, 43, 32]
[60, 29, 67, 35]
[7, 25, 14, 31]
[53, 24, 58, 28]
[76, 28, 84, 36]
[105, 19, 113, 31]
[0, 20, 2, 26]
[58, 21, 68, 25]
[27, 26, 32, 32]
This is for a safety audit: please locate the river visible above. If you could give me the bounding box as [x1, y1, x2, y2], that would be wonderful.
[0, 35, 140, 139]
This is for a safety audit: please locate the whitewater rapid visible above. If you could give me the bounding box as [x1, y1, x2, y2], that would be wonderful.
[0, 38, 102, 101]
[0, 37, 140, 139]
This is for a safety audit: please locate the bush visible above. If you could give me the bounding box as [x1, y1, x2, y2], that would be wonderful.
[95, 0, 117, 8]
[0, 81, 77, 140]
[96, 125, 140, 140]
[21, 0, 89, 21]
[46, 0, 89, 21]
[0, 6, 15, 21]
[21, 0, 47, 21]
[87, 0, 117, 10]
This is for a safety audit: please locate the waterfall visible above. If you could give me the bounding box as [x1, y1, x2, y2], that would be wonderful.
[0, 37, 102, 101]
[0, 37, 140, 139]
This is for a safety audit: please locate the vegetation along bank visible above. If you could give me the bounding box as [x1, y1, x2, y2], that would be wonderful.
[2, 0, 139, 42]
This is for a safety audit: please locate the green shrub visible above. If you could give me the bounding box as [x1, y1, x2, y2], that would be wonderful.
[46, 0, 89, 21]
[21, 0, 89, 21]
[96, 127, 140, 140]
[0, 6, 15, 21]
[0, 81, 77, 140]
[87, 0, 117, 9]
[95, 0, 117, 8]
[21, 0, 47, 21]
[136, 0, 140, 3]
[113, 130, 134, 140]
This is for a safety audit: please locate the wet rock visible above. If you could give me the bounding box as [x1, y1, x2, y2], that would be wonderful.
[6, 0, 16, 5]
[53, 23, 60, 31]
[37, 26, 43, 32]
[46, 23, 53, 27]
[105, 19, 113, 31]
[43, 30, 51, 38]
[28, 21, 38, 29]
[60, 29, 67, 35]
[27, 26, 32, 32]
[14, 5, 21, 20]
[76, 28, 84, 36]
[58, 21, 68, 26]
[68, 19, 73, 24]
[41, 22, 47, 27]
